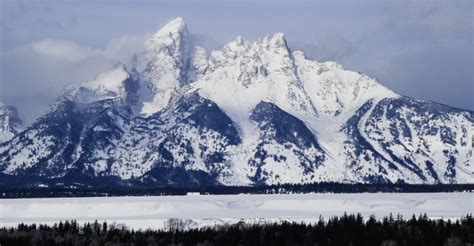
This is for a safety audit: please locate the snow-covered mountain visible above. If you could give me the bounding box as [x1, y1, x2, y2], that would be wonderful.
[0, 18, 472, 187]
[0, 104, 22, 144]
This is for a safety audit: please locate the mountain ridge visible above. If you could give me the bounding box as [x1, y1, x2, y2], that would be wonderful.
[1, 18, 472, 187]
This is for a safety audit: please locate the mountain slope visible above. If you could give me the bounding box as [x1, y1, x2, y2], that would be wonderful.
[0, 18, 472, 187]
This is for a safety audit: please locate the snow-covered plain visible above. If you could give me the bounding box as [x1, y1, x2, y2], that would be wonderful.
[1, 193, 472, 230]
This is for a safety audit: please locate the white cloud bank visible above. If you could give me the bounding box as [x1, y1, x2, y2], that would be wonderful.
[31, 39, 101, 62]
[0, 34, 148, 123]
[30, 35, 147, 62]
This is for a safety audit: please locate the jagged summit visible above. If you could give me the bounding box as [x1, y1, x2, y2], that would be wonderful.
[0, 18, 472, 187]
[0, 104, 22, 143]
[154, 17, 186, 36]
[82, 64, 129, 93]
[60, 64, 133, 105]
[145, 17, 189, 53]
[141, 18, 200, 115]
[259, 32, 288, 49]
[138, 18, 396, 121]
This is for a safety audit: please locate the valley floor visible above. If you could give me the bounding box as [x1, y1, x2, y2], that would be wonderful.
[1, 192, 472, 230]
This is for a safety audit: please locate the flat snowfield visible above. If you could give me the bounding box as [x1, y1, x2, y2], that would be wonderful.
[1, 193, 472, 229]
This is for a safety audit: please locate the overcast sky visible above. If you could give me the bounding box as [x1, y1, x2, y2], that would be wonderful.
[1, 0, 473, 123]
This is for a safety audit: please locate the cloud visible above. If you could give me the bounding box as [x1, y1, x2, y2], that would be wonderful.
[190, 33, 223, 51]
[379, 44, 474, 110]
[289, 34, 357, 63]
[31, 39, 102, 62]
[0, 34, 147, 123]
[30, 35, 147, 63]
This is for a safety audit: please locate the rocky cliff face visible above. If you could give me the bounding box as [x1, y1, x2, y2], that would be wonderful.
[0, 104, 22, 144]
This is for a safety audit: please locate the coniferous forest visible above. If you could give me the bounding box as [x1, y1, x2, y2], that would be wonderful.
[2, 182, 473, 198]
[1, 214, 473, 246]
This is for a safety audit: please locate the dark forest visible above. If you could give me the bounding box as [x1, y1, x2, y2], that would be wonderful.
[2, 182, 473, 199]
[1, 214, 473, 246]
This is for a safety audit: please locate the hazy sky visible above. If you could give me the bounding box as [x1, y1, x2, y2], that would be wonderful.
[1, 0, 473, 123]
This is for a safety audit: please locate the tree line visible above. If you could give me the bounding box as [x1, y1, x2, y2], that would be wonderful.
[2, 182, 473, 198]
[1, 214, 472, 246]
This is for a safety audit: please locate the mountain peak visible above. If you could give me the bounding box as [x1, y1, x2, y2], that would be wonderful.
[259, 32, 288, 49]
[145, 17, 189, 52]
[141, 17, 195, 115]
[82, 65, 129, 92]
[234, 36, 248, 46]
[0, 104, 22, 143]
[60, 66, 131, 104]
[156, 17, 186, 35]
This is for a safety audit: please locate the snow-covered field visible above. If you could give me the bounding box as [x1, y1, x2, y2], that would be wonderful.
[1, 193, 472, 230]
